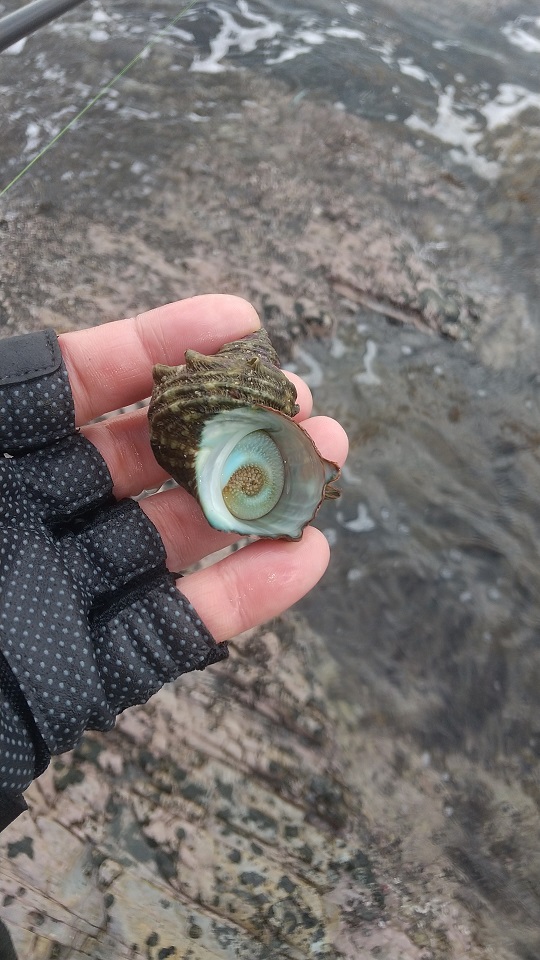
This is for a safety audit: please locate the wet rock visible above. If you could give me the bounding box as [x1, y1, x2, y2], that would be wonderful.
[0, 619, 482, 959]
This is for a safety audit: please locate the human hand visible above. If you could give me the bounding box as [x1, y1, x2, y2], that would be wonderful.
[0, 295, 347, 825]
[61, 295, 349, 643]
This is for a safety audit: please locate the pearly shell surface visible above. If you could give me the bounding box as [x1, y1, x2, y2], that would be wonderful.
[148, 329, 340, 541]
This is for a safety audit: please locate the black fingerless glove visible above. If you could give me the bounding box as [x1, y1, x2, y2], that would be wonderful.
[0, 329, 227, 830]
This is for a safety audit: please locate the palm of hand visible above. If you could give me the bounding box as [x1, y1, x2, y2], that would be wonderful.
[61, 295, 348, 643]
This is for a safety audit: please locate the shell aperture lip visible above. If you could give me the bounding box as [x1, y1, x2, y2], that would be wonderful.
[195, 406, 339, 541]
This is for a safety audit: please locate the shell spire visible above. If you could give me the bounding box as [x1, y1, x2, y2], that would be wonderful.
[148, 328, 340, 540]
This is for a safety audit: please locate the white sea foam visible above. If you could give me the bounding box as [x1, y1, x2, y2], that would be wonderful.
[330, 336, 347, 359]
[186, 112, 211, 122]
[116, 107, 161, 121]
[405, 85, 500, 180]
[501, 16, 540, 53]
[293, 347, 324, 388]
[43, 66, 66, 83]
[267, 46, 311, 65]
[341, 464, 363, 486]
[89, 29, 109, 43]
[338, 504, 376, 533]
[406, 80, 540, 180]
[482, 83, 540, 130]
[354, 340, 381, 386]
[296, 29, 326, 46]
[91, 5, 112, 24]
[189, 4, 371, 74]
[190, 2, 282, 73]
[323, 527, 339, 547]
[326, 26, 367, 42]
[20, 107, 71, 154]
[165, 27, 194, 44]
[432, 39, 460, 51]
[24, 122, 41, 153]
[397, 58, 433, 84]
[373, 39, 395, 67]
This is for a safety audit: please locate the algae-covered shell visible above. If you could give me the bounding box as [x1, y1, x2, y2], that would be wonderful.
[148, 329, 340, 541]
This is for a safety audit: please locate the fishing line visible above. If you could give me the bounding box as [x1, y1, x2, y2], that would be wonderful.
[0, 0, 200, 198]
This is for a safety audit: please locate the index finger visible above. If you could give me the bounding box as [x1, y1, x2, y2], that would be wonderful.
[58, 295, 261, 425]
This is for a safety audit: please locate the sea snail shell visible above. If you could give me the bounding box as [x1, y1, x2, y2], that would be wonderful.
[148, 329, 340, 541]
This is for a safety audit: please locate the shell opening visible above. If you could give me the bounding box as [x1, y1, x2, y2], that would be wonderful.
[221, 430, 285, 520]
[195, 408, 340, 540]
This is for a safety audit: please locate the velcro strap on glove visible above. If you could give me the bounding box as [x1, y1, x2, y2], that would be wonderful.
[0, 329, 75, 453]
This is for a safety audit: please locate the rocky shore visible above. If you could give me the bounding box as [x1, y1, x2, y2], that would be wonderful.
[1, 16, 540, 958]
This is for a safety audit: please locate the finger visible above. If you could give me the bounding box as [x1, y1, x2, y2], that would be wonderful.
[299, 415, 349, 468]
[180, 526, 330, 642]
[83, 407, 169, 501]
[139, 486, 238, 570]
[82, 373, 315, 500]
[285, 372, 312, 420]
[140, 416, 348, 570]
[59, 295, 260, 426]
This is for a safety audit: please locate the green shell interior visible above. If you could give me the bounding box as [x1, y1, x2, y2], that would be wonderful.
[195, 407, 339, 541]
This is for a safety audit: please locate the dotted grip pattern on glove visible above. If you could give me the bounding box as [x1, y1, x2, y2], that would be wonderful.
[0, 329, 228, 829]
